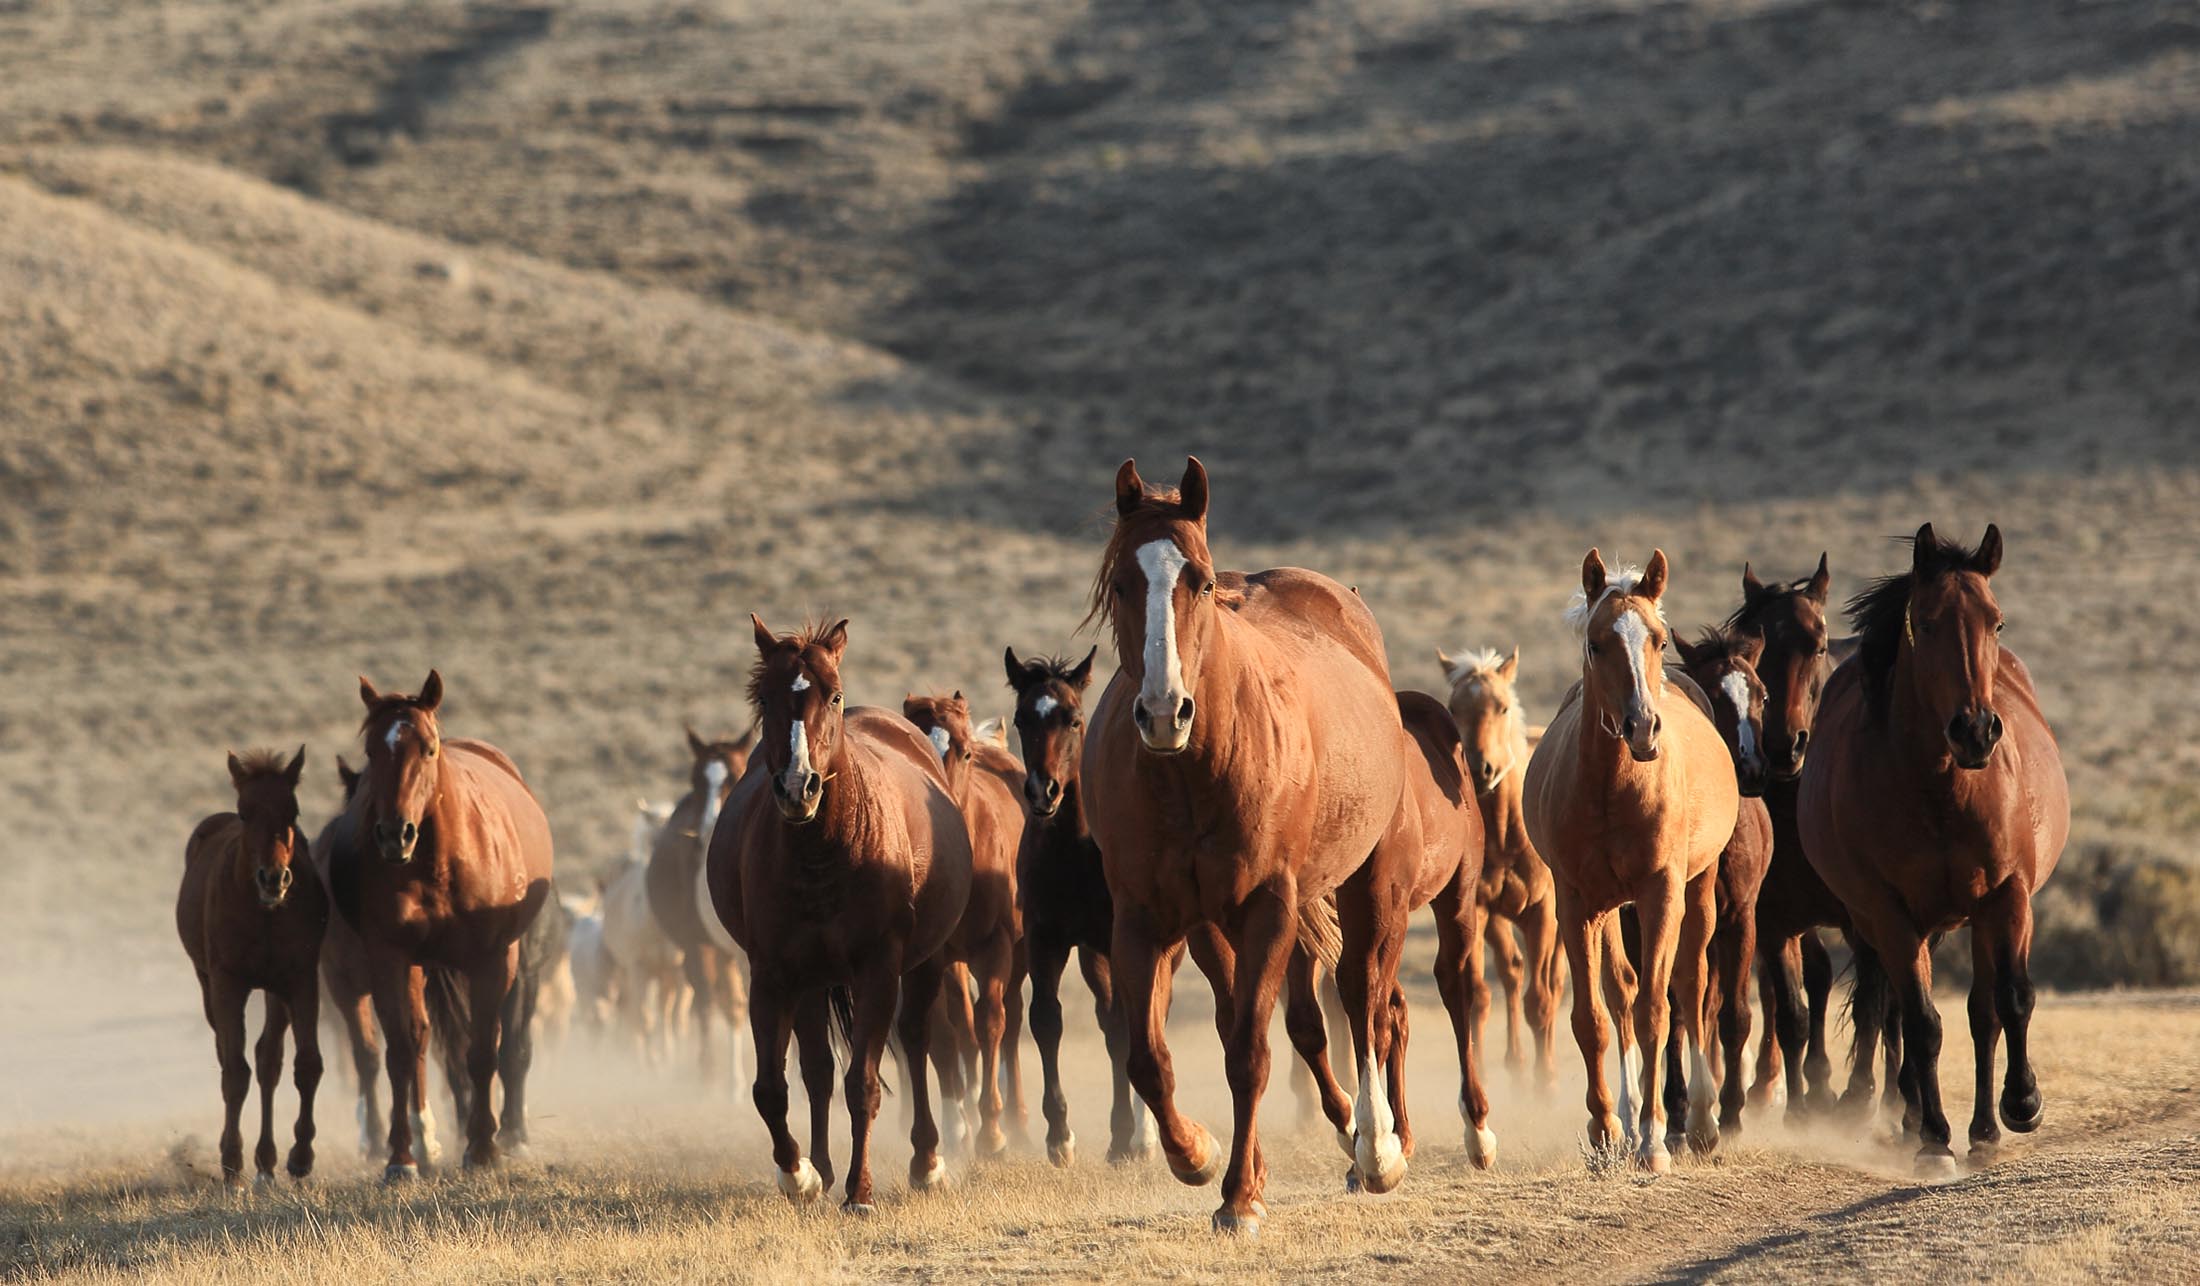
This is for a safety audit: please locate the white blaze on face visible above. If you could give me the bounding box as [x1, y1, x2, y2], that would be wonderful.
[1033, 694, 1058, 719]
[926, 726, 953, 762]
[1721, 670, 1759, 764]
[1613, 608, 1657, 706]
[1135, 539, 1191, 715]
[697, 759, 729, 858]
[784, 677, 815, 795]
[385, 720, 406, 753]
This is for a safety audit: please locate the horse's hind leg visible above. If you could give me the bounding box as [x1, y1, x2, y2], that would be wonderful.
[794, 995, 837, 1188]
[1841, 937, 1889, 1120]
[1484, 911, 1528, 1076]
[497, 952, 538, 1153]
[972, 930, 1015, 1157]
[1520, 892, 1564, 1093]
[1765, 934, 1813, 1124]
[337, 990, 384, 1158]
[461, 945, 518, 1170]
[1801, 929, 1835, 1110]
[1004, 937, 1030, 1145]
[1748, 938, 1786, 1108]
[1714, 909, 1755, 1135]
[1984, 882, 2042, 1138]
[1437, 881, 1495, 1169]
[286, 977, 324, 1179]
[899, 954, 950, 1191]
[1282, 948, 1354, 1153]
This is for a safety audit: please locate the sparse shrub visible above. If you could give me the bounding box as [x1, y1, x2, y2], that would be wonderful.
[2030, 845, 2200, 989]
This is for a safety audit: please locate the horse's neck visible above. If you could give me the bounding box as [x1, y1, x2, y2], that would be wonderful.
[1574, 684, 1662, 796]
[791, 744, 884, 866]
[1176, 612, 1263, 772]
[1480, 769, 1530, 852]
[1044, 778, 1092, 845]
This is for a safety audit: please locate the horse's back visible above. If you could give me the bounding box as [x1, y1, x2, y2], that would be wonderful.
[1229, 567, 1391, 683]
[1393, 690, 1483, 899]
[447, 738, 555, 883]
[176, 813, 240, 959]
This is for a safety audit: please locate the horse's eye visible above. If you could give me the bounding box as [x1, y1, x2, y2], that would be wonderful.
[425, 743, 438, 758]
[830, 692, 844, 707]
[1071, 717, 1084, 729]
[1995, 619, 2006, 634]
[1586, 643, 1599, 656]
[1113, 581, 1129, 599]
[1199, 580, 1215, 597]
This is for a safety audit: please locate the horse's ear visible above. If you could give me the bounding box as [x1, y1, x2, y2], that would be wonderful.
[1912, 522, 1938, 575]
[1435, 647, 1457, 680]
[686, 725, 708, 758]
[358, 675, 380, 708]
[818, 619, 850, 660]
[751, 613, 777, 654]
[1499, 646, 1520, 682]
[1673, 634, 1703, 668]
[1974, 524, 2003, 578]
[227, 751, 248, 790]
[734, 720, 758, 752]
[417, 669, 443, 713]
[337, 755, 359, 793]
[1736, 626, 1767, 667]
[1003, 646, 1028, 689]
[285, 745, 307, 787]
[1639, 550, 1669, 602]
[1741, 561, 1765, 598]
[1807, 552, 1832, 601]
[1582, 548, 1609, 600]
[1179, 456, 1209, 523]
[1115, 459, 1147, 516]
[1068, 645, 1098, 690]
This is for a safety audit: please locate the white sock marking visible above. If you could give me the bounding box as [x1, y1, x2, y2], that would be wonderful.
[1353, 1056, 1403, 1182]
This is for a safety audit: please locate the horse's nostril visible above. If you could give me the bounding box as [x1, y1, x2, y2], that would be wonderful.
[399, 821, 417, 845]
[1176, 697, 1195, 727]
[1792, 730, 1809, 755]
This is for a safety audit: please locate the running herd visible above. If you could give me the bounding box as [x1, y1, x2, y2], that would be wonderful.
[176, 457, 2070, 1234]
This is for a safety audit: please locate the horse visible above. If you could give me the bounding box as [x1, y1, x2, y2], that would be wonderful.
[329, 671, 556, 1179]
[706, 616, 973, 1212]
[600, 813, 689, 1062]
[1439, 646, 1564, 1090]
[1283, 690, 1497, 1177]
[902, 691, 1030, 1156]
[643, 727, 756, 1083]
[1670, 627, 1776, 1138]
[1799, 524, 2068, 1174]
[314, 754, 463, 1165]
[1524, 550, 1739, 1171]
[177, 748, 328, 1189]
[1082, 457, 1420, 1234]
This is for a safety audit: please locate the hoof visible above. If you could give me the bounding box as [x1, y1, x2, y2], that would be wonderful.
[1168, 1126, 1222, 1187]
[383, 1162, 419, 1185]
[1467, 1125, 1498, 1171]
[461, 1147, 498, 1172]
[1344, 1164, 1363, 1194]
[285, 1148, 314, 1180]
[502, 1139, 532, 1161]
[841, 1200, 875, 1217]
[777, 1158, 824, 1204]
[1105, 1142, 1153, 1166]
[1212, 1209, 1261, 1238]
[1914, 1148, 1960, 1180]
[911, 1153, 950, 1192]
[1635, 1141, 1672, 1175]
[1333, 1129, 1357, 1161]
[1967, 1137, 2000, 1168]
[979, 1123, 1009, 1157]
[1688, 1119, 1721, 1157]
[252, 1170, 274, 1189]
[1357, 1145, 1406, 1195]
[1048, 1132, 1075, 1168]
[2000, 1093, 2043, 1135]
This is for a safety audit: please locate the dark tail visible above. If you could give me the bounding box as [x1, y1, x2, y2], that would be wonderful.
[829, 984, 896, 1094]
[1844, 938, 1888, 1075]
[423, 966, 473, 1116]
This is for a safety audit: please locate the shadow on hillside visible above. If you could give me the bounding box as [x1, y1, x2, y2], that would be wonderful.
[857, 0, 2200, 542]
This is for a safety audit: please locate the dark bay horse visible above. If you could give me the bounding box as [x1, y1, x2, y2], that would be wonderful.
[1083, 457, 1417, 1234]
[178, 748, 327, 1188]
[331, 671, 555, 1179]
[1004, 645, 1239, 1168]
[903, 690, 1030, 1156]
[707, 617, 973, 1211]
[1672, 628, 1775, 1137]
[1800, 524, 2068, 1174]
[1525, 551, 1738, 1171]
[643, 725, 756, 1082]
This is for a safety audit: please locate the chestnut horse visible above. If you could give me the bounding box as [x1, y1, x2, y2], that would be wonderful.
[1083, 457, 1418, 1234]
[330, 671, 555, 1179]
[1801, 524, 2068, 1173]
[178, 748, 327, 1188]
[1670, 628, 1776, 1138]
[643, 726, 756, 1083]
[902, 691, 1030, 1156]
[1284, 690, 1496, 1176]
[1004, 645, 1240, 1168]
[707, 617, 972, 1211]
[1525, 551, 1738, 1171]
[1439, 646, 1564, 1089]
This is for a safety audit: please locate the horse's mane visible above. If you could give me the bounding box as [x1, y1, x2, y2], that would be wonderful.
[1848, 529, 1988, 715]
[745, 619, 838, 715]
[1441, 647, 1510, 693]
[1561, 565, 1665, 636]
[1682, 626, 1759, 668]
[1083, 486, 1239, 631]
[1724, 573, 1820, 632]
[230, 748, 294, 782]
[1017, 653, 1091, 687]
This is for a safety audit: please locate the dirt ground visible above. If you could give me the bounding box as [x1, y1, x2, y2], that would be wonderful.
[2, 0, 2197, 1278]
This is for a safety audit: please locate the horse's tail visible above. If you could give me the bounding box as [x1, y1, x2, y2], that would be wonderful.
[1844, 935, 1888, 1075]
[828, 985, 857, 1062]
[423, 966, 473, 1117]
[1299, 893, 1343, 973]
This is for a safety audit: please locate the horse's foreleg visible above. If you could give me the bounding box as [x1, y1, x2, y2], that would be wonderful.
[1282, 948, 1354, 1148]
[1004, 937, 1030, 1144]
[1026, 936, 1075, 1165]
[462, 944, 517, 1169]
[1801, 928, 1835, 1110]
[367, 956, 428, 1181]
[1560, 895, 1619, 1155]
[1215, 888, 1299, 1233]
[286, 978, 324, 1179]
[1597, 910, 1641, 1149]
[1112, 913, 1216, 1191]
[208, 974, 252, 1190]
[683, 949, 717, 1078]
[973, 931, 1014, 1156]
[898, 953, 950, 1192]
[1965, 921, 2004, 1157]
[1520, 892, 1564, 1093]
[1436, 880, 1495, 1168]
[1713, 907, 1754, 1135]
[1986, 880, 2043, 1140]
[793, 994, 838, 1189]
[748, 974, 812, 1201]
[1484, 910, 1528, 1075]
[1673, 870, 1720, 1156]
[1888, 932, 1955, 1174]
[338, 988, 384, 1158]
[1748, 937, 1785, 1108]
[839, 961, 899, 1213]
[1628, 876, 1683, 1172]
[253, 991, 290, 1182]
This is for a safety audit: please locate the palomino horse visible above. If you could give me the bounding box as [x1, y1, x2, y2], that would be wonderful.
[644, 727, 756, 1083]
[1525, 551, 1739, 1171]
[1284, 690, 1497, 1177]
[331, 671, 555, 1178]
[902, 691, 1030, 1156]
[1083, 457, 1417, 1234]
[178, 748, 327, 1188]
[707, 617, 972, 1211]
[1004, 645, 1238, 1168]
[1800, 524, 2068, 1173]
[1439, 646, 1564, 1089]
[1671, 628, 1776, 1138]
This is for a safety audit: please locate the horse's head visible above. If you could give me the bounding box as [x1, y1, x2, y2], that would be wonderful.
[1570, 549, 1672, 763]
[1676, 627, 1770, 796]
[227, 746, 307, 908]
[1733, 554, 1833, 780]
[903, 691, 978, 798]
[1873, 523, 2007, 770]
[748, 615, 849, 824]
[684, 723, 754, 855]
[1438, 645, 1527, 796]
[1093, 456, 1224, 756]
[357, 670, 445, 864]
[1005, 645, 1097, 817]
[335, 754, 363, 804]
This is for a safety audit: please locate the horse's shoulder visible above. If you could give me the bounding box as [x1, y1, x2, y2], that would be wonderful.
[449, 738, 528, 785]
[973, 743, 1026, 794]
[186, 812, 238, 859]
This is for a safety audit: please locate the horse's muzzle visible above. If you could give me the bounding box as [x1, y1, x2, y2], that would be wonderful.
[1946, 707, 2003, 770]
[1468, 756, 1503, 794]
[772, 771, 823, 824]
[1623, 710, 1662, 763]
[256, 866, 294, 908]
[1736, 752, 1768, 798]
[1133, 695, 1195, 755]
[374, 819, 419, 864]
[1769, 729, 1809, 781]
[1023, 773, 1064, 818]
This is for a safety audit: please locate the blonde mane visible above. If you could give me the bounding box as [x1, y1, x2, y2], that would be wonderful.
[1562, 566, 1668, 637]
